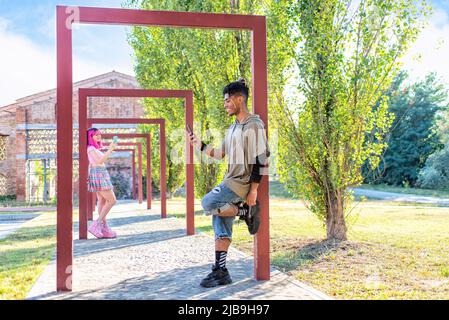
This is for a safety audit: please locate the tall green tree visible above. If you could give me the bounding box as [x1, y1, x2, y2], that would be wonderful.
[417, 144, 449, 189]
[416, 76, 449, 189]
[127, 0, 252, 197]
[274, 0, 429, 240]
[365, 72, 447, 186]
[126, 0, 291, 197]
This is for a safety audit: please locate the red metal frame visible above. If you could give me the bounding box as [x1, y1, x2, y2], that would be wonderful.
[106, 142, 143, 204]
[111, 149, 138, 202]
[88, 146, 139, 222]
[101, 133, 156, 212]
[106, 142, 142, 200]
[111, 148, 137, 200]
[107, 142, 143, 203]
[57, 6, 269, 292]
[79, 89, 192, 240]
[90, 135, 154, 208]
[87, 140, 154, 223]
[81, 134, 148, 238]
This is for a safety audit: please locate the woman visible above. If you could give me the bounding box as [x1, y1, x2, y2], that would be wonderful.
[87, 128, 118, 239]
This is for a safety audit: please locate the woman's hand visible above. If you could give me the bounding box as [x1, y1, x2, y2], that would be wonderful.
[109, 142, 117, 151]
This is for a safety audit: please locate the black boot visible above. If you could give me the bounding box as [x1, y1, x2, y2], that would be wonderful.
[200, 265, 232, 288]
[238, 201, 260, 235]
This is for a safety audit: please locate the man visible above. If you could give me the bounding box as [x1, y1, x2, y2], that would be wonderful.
[189, 78, 270, 288]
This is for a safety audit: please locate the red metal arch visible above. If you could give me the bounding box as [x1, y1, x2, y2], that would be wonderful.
[80, 130, 157, 239]
[102, 133, 157, 211]
[57, 6, 269, 292]
[89, 148, 137, 217]
[111, 142, 144, 204]
[91, 141, 146, 206]
[79, 89, 193, 233]
[96, 142, 143, 205]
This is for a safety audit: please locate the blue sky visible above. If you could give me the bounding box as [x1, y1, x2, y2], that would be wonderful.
[434, 0, 449, 11]
[0, 0, 449, 106]
[0, 0, 133, 106]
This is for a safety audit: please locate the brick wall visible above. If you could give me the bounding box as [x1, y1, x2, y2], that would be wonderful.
[0, 111, 17, 196]
[15, 107, 28, 201]
[0, 72, 145, 201]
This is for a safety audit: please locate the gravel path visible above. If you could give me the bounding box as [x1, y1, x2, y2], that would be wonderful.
[26, 203, 330, 300]
[352, 188, 449, 205]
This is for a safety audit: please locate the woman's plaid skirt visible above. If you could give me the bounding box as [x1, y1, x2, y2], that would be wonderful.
[88, 166, 113, 192]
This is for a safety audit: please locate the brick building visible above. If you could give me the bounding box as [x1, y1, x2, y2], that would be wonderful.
[0, 71, 145, 202]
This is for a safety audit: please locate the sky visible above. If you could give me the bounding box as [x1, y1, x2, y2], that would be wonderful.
[0, 0, 449, 106]
[0, 0, 132, 106]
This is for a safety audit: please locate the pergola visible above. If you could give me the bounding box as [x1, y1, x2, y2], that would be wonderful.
[80, 131, 151, 239]
[88, 147, 138, 216]
[112, 143, 142, 202]
[111, 142, 143, 204]
[79, 89, 191, 228]
[87, 142, 144, 223]
[57, 6, 269, 292]
[101, 133, 158, 211]
[80, 89, 193, 235]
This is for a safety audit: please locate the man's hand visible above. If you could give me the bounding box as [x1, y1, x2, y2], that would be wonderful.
[188, 131, 203, 150]
[246, 190, 257, 206]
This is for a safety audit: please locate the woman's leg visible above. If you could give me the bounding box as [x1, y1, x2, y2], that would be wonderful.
[96, 193, 106, 220]
[97, 189, 117, 223]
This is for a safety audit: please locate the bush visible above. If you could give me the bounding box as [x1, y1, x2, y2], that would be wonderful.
[417, 144, 449, 189]
[110, 172, 131, 199]
[0, 195, 16, 201]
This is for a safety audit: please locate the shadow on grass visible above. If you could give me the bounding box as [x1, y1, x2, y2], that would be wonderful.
[0, 244, 55, 273]
[0, 225, 56, 244]
[272, 239, 345, 272]
[0, 222, 56, 275]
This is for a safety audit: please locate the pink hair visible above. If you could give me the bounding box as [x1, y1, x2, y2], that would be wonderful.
[87, 128, 103, 150]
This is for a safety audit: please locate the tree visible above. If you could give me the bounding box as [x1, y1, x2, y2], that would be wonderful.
[127, 0, 251, 197]
[417, 144, 449, 189]
[126, 0, 291, 197]
[365, 72, 447, 186]
[274, 0, 429, 240]
[416, 76, 449, 189]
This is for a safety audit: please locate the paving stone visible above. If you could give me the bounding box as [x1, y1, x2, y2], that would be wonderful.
[26, 203, 331, 300]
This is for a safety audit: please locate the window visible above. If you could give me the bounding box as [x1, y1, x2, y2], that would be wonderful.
[0, 135, 7, 161]
[0, 174, 7, 196]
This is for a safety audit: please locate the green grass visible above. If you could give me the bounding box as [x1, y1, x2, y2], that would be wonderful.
[0, 212, 57, 300]
[0, 200, 56, 208]
[269, 180, 298, 199]
[169, 198, 449, 300]
[2, 197, 449, 300]
[359, 184, 449, 198]
[0, 212, 33, 215]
